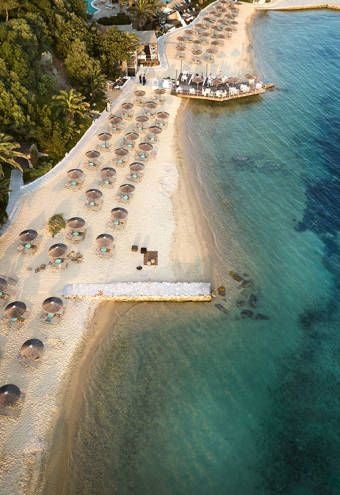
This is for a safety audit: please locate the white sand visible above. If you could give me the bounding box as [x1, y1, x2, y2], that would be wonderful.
[0, 2, 257, 492]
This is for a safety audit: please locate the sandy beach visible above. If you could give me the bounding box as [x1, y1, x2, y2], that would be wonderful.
[0, 2, 257, 493]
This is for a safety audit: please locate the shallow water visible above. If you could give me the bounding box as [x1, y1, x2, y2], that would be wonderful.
[45, 11, 340, 495]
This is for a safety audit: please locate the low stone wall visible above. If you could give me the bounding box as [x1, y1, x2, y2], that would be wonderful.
[63, 282, 212, 301]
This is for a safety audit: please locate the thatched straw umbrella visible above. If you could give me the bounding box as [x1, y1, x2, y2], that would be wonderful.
[98, 132, 112, 149]
[118, 184, 135, 203]
[111, 207, 128, 229]
[0, 384, 21, 407]
[66, 168, 85, 189]
[211, 38, 222, 47]
[109, 114, 123, 126]
[85, 189, 103, 209]
[100, 167, 116, 187]
[177, 35, 186, 44]
[4, 301, 26, 320]
[135, 90, 145, 97]
[128, 162, 145, 182]
[135, 114, 149, 130]
[176, 44, 186, 52]
[138, 142, 153, 160]
[121, 102, 134, 112]
[42, 296, 63, 315]
[227, 76, 240, 84]
[96, 234, 114, 255]
[124, 131, 139, 150]
[20, 339, 44, 361]
[66, 217, 86, 241]
[186, 29, 194, 36]
[149, 125, 162, 135]
[18, 229, 38, 252]
[48, 243, 68, 264]
[192, 48, 203, 57]
[157, 111, 170, 120]
[114, 147, 129, 167]
[154, 88, 166, 101]
[85, 150, 100, 169]
[144, 100, 158, 110]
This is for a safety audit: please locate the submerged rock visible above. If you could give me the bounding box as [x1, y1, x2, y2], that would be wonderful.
[249, 294, 258, 308]
[215, 303, 229, 315]
[241, 309, 253, 318]
[217, 286, 226, 296]
[254, 313, 270, 320]
[229, 271, 243, 282]
[236, 300, 246, 307]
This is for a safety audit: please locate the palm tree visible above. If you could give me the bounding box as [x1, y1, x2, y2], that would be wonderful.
[0, 0, 19, 22]
[52, 89, 90, 122]
[129, 0, 162, 30]
[0, 133, 26, 178]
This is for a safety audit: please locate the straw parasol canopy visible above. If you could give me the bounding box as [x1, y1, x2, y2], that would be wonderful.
[204, 16, 214, 24]
[109, 115, 123, 125]
[67, 217, 85, 230]
[192, 48, 203, 56]
[111, 207, 128, 221]
[211, 77, 223, 86]
[101, 167, 116, 179]
[139, 142, 153, 152]
[0, 277, 8, 292]
[176, 45, 186, 52]
[67, 168, 84, 181]
[245, 73, 257, 80]
[20, 339, 44, 361]
[177, 35, 186, 43]
[191, 74, 204, 85]
[157, 111, 169, 120]
[119, 184, 135, 194]
[85, 150, 100, 159]
[42, 296, 63, 314]
[98, 132, 112, 144]
[211, 39, 222, 47]
[4, 301, 26, 319]
[136, 114, 149, 123]
[186, 29, 194, 35]
[154, 88, 166, 96]
[192, 38, 201, 45]
[130, 162, 145, 173]
[125, 131, 139, 142]
[227, 76, 240, 84]
[121, 102, 134, 111]
[135, 89, 145, 97]
[144, 100, 157, 110]
[206, 47, 217, 55]
[96, 234, 114, 248]
[0, 384, 21, 407]
[86, 189, 102, 201]
[48, 243, 68, 259]
[19, 229, 38, 243]
[148, 125, 162, 134]
[195, 22, 203, 29]
[114, 147, 129, 157]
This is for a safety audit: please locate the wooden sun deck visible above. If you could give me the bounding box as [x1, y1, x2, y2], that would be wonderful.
[171, 87, 266, 102]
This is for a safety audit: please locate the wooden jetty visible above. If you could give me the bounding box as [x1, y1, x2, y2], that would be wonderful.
[171, 87, 266, 102]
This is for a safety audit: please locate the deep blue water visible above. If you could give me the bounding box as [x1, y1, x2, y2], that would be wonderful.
[45, 11, 340, 495]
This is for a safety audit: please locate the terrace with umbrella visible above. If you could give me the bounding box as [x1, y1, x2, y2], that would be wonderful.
[41, 296, 64, 323]
[85, 150, 101, 170]
[65, 217, 86, 243]
[99, 167, 116, 188]
[0, 384, 21, 408]
[17, 229, 38, 254]
[110, 207, 128, 231]
[65, 168, 85, 190]
[48, 243, 68, 269]
[136, 142, 153, 161]
[117, 184, 135, 204]
[114, 147, 129, 167]
[3, 301, 27, 326]
[19, 339, 44, 362]
[96, 234, 114, 257]
[85, 189, 103, 211]
[127, 162, 145, 183]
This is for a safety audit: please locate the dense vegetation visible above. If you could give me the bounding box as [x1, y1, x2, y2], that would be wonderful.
[0, 0, 138, 222]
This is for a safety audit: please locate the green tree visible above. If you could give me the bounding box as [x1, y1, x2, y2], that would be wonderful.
[0, 133, 26, 177]
[52, 88, 90, 123]
[0, 0, 19, 23]
[48, 213, 65, 237]
[98, 28, 138, 78]
[65, 39, 104, 94]
[129, 0, 162, 30]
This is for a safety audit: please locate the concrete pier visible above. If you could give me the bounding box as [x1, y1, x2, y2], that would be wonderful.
[63, 282, 212, 302]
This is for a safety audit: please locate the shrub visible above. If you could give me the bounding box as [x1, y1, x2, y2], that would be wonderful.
[48, 214, 66, 237]
[97, 14, 131, 25]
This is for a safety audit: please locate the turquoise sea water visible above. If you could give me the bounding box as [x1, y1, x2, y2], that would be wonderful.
[86, 0, 97, 14]
[44, 11, 340, 495]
